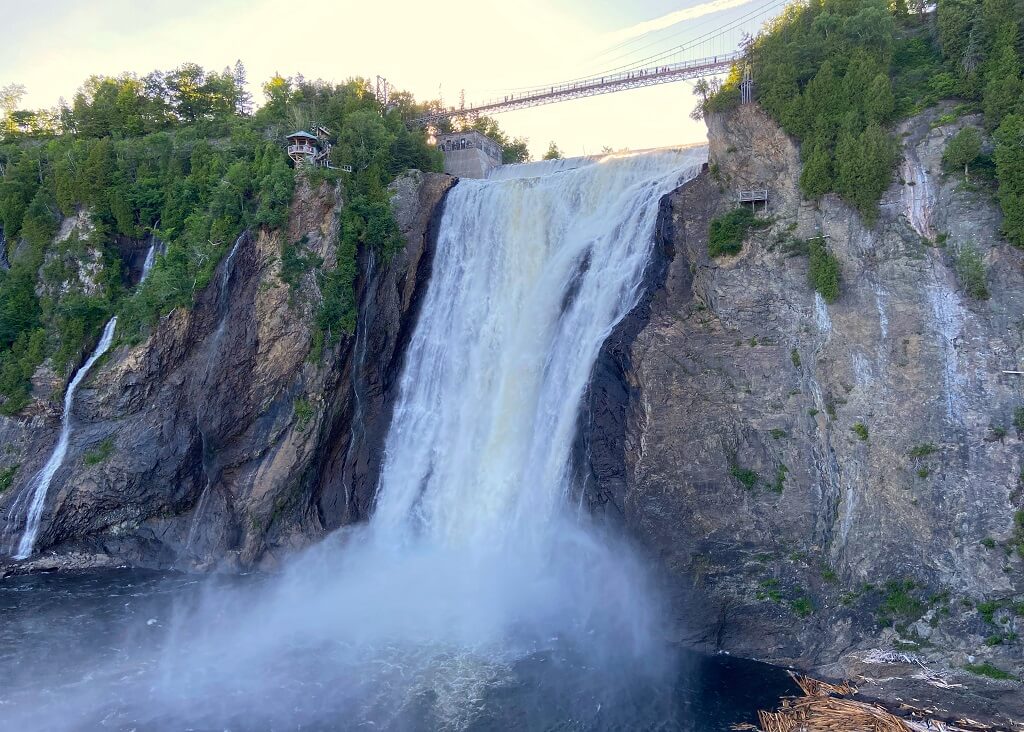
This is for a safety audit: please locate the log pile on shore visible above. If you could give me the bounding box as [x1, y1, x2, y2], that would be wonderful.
[732, 673, 998, 732]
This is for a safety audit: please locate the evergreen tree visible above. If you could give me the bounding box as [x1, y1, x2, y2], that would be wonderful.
[800, 144, 833, 199]
[994, 114, 1024, 246]
[543, 141, 562, 160]
[982, 37, 1022, 129]
[233, 60, 253, 116]
[866, 73, 896, 123]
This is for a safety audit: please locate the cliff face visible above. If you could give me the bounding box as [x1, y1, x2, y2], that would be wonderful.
[0, 171, 454, 572]
[584, 102, 1023, 718]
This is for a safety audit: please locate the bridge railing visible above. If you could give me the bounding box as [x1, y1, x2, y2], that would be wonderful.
[411, 50, 744, 126]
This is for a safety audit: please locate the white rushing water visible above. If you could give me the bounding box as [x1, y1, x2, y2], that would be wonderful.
[141, 242, 157, 281]
[3, 148, 708, 729]
[374, 149, 704, 549]
[8, 240, 161, 559]
[10, 316, 118, 559]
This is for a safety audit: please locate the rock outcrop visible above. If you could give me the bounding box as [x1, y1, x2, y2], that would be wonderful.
[583, 102, 1023, 722]
[0, 171, 454, 572]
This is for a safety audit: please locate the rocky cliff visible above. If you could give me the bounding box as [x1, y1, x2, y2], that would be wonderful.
[583, 102, 1023, 722]
[0, 170, 454, 572]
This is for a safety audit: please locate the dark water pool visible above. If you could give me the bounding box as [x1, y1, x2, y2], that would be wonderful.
[0, 570, 796, 731]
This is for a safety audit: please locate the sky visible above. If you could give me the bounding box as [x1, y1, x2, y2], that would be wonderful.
[0, 0, 785, 158]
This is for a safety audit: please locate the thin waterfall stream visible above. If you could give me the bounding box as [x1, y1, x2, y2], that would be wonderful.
[6, 241, 160, 559]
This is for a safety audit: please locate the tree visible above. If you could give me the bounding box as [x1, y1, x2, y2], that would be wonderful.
[800, 144, 833, 199]
[1, 83, 26, 136]
[981, 35, 1023, 129]
[543, 141, 562, 160]
[233, 60, 253, 115]
[865, 73, 895, 124]
[943, 126, 982, 179]
[502, 138, 530, 164]
[994, 114, 1024, 246]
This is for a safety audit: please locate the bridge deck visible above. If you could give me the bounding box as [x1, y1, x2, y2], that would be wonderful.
[411, 51, 743, 126]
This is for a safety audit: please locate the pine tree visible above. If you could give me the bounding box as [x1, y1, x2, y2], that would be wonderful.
[800, 144, 833, 199]
[233, 60, 253, 116]
[994, 114, 1024, 246]
[982, 37, 1023, 129]
[866, 74, 895, 124]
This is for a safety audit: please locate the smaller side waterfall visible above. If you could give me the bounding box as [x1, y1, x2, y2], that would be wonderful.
[11, 317, 118, 559]
[141, 243, 157, 282]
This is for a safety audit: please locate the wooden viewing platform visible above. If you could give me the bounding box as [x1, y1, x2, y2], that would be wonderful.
[737, 188, 769, 211]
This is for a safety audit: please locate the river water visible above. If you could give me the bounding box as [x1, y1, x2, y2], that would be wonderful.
[0, 569, 795, 730]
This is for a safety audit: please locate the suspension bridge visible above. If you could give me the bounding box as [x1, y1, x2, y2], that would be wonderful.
[406, 0, 784, 127]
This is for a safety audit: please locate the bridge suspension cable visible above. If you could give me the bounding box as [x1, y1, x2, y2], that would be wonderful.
[408, 0, 783, 126]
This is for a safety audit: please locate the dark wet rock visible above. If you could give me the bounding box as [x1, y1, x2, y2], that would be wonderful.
[0, 171, 455, 572]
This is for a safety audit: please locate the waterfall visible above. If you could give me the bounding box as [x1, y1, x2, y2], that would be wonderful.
[4, 149, 709, 728]
[10, 316, 118, 559]
[372, 149, 704, 551]
[141, 242, 157, 282]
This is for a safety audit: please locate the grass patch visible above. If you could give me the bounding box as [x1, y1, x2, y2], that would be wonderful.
[852, 423, 869, 441]
[878, 580, 924, 625]
[708, 208, 769, 258]
[963, 662, 1017, 682]
[82, 438, 114, 466]
[908, 443, 937, 458]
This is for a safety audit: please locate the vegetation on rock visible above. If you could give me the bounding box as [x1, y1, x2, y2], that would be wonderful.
[0, 63, 444, 412]
[807, 238, 841, 302]
[708, 207, 768, 257]
[705, 0, 1024, 240]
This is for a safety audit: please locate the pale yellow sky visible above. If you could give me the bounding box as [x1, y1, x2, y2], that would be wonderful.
[3, 0, 779, 158]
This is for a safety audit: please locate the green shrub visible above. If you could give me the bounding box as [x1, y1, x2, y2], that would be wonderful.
[908, 443, 937, 458]
[293, 397, 314, 431]
[279, 235, 322, 303]
[790, 596, 814, 617]
[808, 238, 841, 302]
[981, 537, 996, 549]
[769, 463, 788, 493]
[955, 245, 989, 300]
[790, 348, 801, 368]
[0, 463, 18, 492]
[963, 662, 1017, 681]
[1013, 407, 1024, 437]
[729, 463, 760, 490]
[83, 438, 114, 466]
[879, 579, 924, 622]
[708, 207, 767, 258]
[852, 423, 869, 441]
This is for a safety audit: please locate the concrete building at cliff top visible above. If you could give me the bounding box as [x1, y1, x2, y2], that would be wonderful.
[434, 131, 502, 178]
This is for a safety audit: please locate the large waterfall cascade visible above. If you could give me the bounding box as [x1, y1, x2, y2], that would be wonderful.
[8, 243, 159, 559]
[1, 152, 710, 729]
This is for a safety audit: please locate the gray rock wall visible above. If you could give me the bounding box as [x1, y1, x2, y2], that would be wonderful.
[0, 171, 455, 573]
[583, 103, 1022, 718]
